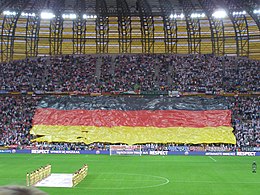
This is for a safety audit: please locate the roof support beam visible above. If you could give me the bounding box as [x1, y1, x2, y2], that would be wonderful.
[220, 0, 250, 57]
[25, 0, 45, 58]
[237, 0, 260, 31]
[137, 0, 155, 53]
[49, 0, 65, 56]
[96, 0, 109, 53]
[179, 0, 202, 54]
[199, 0, 225, 56]
[0, 0, 30, 62]
[159, 0, 178, 54]
[117, 0, 132, 53]
[72, 0, 87, 54]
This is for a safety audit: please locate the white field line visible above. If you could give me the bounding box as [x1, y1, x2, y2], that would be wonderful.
[76, 172, 169, 190]
[208, 156, 217, 162]
[170, 180, 260, 184]
[76, 178, 260, 191]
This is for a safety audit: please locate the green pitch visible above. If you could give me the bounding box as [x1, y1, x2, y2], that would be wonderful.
[0, 154, 259, 195]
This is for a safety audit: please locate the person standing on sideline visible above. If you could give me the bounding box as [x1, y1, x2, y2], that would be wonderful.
[252, 161, 257, 173]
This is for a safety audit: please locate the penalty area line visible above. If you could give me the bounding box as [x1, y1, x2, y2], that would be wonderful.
[208, 156, 217, 162]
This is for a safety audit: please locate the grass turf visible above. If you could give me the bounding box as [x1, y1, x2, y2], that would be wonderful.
[0, 154, 259, 195]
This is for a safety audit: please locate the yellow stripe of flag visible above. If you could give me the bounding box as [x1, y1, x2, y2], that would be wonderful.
[31, 125, 236, 145]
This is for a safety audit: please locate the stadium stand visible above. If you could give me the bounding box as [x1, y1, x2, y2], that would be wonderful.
[0, 96, 39, 147]
[0, 54, 259, 149]
[0, 54, 259, 93]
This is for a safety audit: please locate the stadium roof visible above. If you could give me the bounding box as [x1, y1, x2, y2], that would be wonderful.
[0, 0, 260, 61]
[0, 0, 259, 15]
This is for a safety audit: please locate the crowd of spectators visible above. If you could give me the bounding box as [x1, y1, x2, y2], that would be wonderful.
[232, 96, 260, 147]
[27, 142, 109, 151]
[0, 96, 39, 146]
[0, 54, 259, 93]
[0, 54, 259, 149]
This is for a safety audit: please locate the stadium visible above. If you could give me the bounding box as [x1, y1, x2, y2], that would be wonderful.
[0, 0, 259, 194]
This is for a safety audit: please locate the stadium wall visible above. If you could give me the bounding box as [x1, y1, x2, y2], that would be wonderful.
[1, 149, 260, 156]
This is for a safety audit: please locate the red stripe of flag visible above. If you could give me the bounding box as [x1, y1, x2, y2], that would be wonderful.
[33, 108, 231, 128]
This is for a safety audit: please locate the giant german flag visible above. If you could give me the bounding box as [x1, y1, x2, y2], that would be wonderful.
[31, 96, 236, 144]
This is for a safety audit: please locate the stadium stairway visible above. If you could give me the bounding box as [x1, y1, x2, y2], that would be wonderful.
[95, 56, 102, 80]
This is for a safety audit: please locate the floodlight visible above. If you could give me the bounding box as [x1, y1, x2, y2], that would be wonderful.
[232, 10, 246, 16]
[69, 14, 77, 19]
[3, 10, 17, 16]
[191, 13, 204, 18]
[21, 12, 27, 16]
[83, 14, 97, 19]
[212, 10, 227, 18]
[41, 11, 55, 19]
[170, 13, 185, 19]
[62, 13, 77, 19]
[21, 12, 36, 17]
